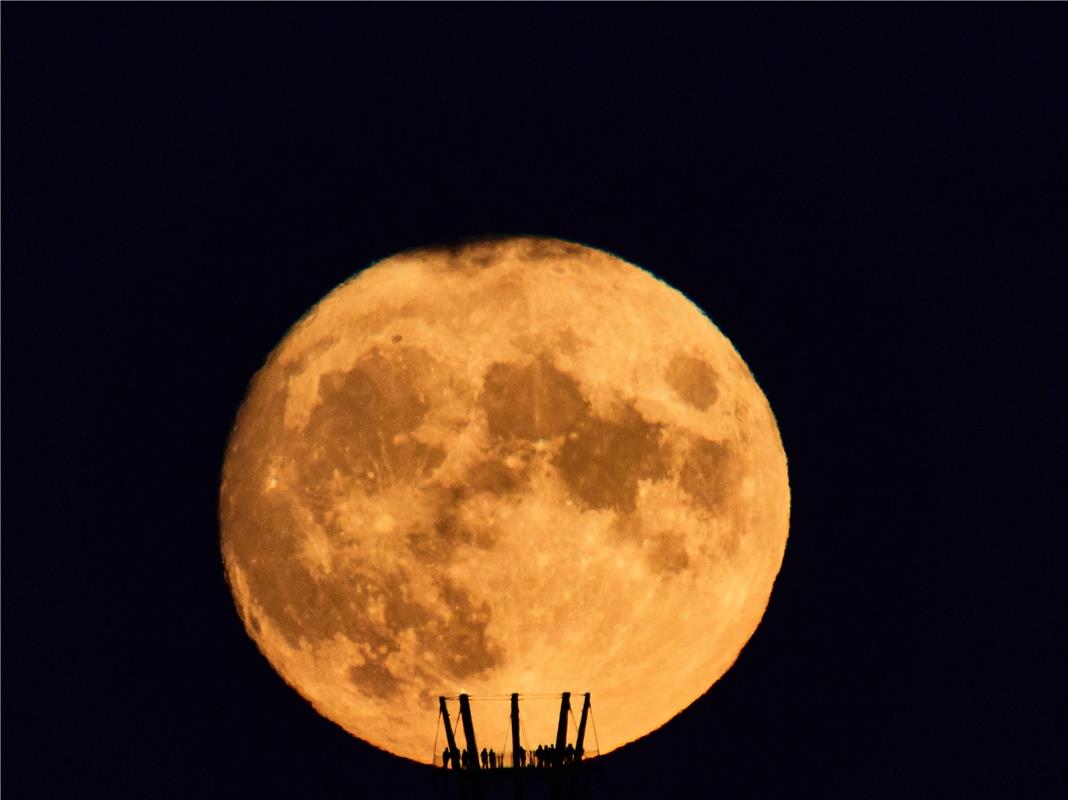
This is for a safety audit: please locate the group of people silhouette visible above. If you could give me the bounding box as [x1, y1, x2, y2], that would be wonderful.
[440, 743, 582, 770]
[530, 743, 581, 767]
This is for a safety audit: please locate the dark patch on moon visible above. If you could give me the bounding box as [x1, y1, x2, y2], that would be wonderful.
[555, 328, 582, 355]
[431, 578, 504, 678]
[610, 511, 646, 545]
[480, 355, 588, 442]
[463, 441, 538, 497]
[466, 455, 526, 494]
[414, 235, 588, 267]
[414, 237, 507, 272]
[665, 354, 719, 411]
[350, 658, 401, 699]
[406, 528, 454, 566]
[554, 403, 668, 513]
[678, 437, 734, 515]
[518, 238, 588, 262]
[299, 346, 447, 511]
[644, 531, 690, 575]
[478, 355, 672, 514]
[410, 479, 511, 568]
[407, 501, 476, 566]
[281, 336, 342, 381]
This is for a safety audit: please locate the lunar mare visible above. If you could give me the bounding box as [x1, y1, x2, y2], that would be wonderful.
[220, 237, 789, 762]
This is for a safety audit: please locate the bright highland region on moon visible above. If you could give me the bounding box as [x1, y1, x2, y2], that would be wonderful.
[220, 237, 790, 763]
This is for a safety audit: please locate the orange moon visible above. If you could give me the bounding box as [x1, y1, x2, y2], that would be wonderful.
[220, 237, 789, 763]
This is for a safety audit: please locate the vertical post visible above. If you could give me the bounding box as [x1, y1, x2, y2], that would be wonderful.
[574, 693, 591, 760]
[510, 693, 522, 768]
[458, 692, 480, 771]
[554, 692, 571, 766]
[439, 697, 460, 768]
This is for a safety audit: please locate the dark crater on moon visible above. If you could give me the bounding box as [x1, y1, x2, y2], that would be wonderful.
[554, 403, 668, 513]
[299, 346, 446, 510]
[516, 238, 588, 262]
[407, 483, 500, 565]
[665, 353, 719, 411]
[464, 450, 531, 495]
[644, 531, 691, 575]
[479, 354, 672, 512]
[480, 355, 588, 442]
[678, 437, 734, 514]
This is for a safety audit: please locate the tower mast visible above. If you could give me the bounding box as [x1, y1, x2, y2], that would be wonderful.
[458, 692, 480, 771]
[554, 692, 571, 766]
[510, 693, 522, 767]
[574, 692, 591, 760]
[438, 696, 460, 766]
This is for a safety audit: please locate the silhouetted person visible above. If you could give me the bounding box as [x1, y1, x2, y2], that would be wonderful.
[566, 743, 575, 765]
[517, 746, 526, 768]
[535, 745, 544, 767]
[442, 748, 451, 769]
[489, 749, 497, 769]
[480, 747, 488, 769]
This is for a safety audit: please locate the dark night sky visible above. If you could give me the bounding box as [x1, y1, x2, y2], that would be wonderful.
[3, 5, 1065, 798]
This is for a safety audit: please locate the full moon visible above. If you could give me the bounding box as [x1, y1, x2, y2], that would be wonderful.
[220, 237, 789, 763]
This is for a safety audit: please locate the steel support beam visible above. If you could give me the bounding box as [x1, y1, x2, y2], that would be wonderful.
[439, 696, 461, 768]
[574, 692, 591, 760]
[554, 692, 571, 766]
[458, 692, 480, 771]
[509, 693, 522, 768]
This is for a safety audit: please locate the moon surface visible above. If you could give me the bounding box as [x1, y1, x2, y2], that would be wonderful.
[220, 237, 789, 763]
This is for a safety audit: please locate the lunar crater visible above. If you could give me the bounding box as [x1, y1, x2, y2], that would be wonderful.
[554, 402, 669, 513]
[665, 353, 720, 411]
[678, 436, 737, 516]
[479, 355, 589, 443]
[644, 530, 691, 576]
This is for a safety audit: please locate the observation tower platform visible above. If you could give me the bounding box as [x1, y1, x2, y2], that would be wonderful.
[433, 691, 598, 773]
